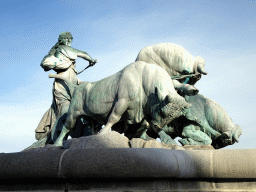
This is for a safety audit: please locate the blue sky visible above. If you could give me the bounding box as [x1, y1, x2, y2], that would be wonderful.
[0, 0, 255, 152]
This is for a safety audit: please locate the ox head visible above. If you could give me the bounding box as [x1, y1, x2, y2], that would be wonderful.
[158, 94, 191, 128]
[230, 124, 242, 144]
[184, 56, 208, 85]
[135, 43, 208, 85]
[213, 124, 242, 149]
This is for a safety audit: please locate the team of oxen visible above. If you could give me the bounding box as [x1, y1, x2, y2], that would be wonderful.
[50, 43, 242, 148]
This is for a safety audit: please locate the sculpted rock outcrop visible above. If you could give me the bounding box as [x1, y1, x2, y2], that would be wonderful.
[51, 61, 192, 146]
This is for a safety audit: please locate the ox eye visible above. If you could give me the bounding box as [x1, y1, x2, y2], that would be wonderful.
[183, 70, 189, 75]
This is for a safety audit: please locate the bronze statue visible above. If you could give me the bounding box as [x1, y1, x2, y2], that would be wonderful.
[25, 41, 241, 150]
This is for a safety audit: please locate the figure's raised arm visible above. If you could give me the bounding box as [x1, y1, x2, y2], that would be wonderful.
[65, 46, 97, 65]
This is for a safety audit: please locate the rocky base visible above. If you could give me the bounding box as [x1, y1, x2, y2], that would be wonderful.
[24, 131, 214, 152]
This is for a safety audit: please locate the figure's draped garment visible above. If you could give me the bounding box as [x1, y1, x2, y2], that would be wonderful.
[35, 45, 78, 140]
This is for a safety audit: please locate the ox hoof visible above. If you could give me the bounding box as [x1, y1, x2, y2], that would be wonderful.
[160, 135, 177, 145]
[179, 138, 191, 146]
[53, 142, 63, 147]
[53, 138, 64, 147]
[140, 132, 155, 141]
[158, 130, 177, 145]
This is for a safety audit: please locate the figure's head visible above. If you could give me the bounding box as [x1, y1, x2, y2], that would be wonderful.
[58, 32, 73, 46]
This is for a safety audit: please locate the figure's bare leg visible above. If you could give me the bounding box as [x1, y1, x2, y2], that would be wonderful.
[99, 98, 128, 135]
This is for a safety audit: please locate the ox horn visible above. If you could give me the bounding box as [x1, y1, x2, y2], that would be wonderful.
[233, 135, 239, 143]
[195, 57, 208, 75]
[232, 124, 242, 143]
[197, 63, 208, 75]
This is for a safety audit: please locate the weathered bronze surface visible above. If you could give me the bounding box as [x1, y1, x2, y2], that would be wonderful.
[26, 40, 241, 150]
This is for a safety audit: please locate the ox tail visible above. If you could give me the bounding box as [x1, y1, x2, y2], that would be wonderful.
[48, 73, 76, 97]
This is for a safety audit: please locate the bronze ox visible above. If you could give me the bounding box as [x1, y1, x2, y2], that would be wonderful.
[50, 61, 197, 146]
[142, 94, 242, 149]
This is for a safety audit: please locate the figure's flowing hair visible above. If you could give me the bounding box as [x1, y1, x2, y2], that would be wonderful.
[40, 42, 60, 69]
[48, 42, 61, 56]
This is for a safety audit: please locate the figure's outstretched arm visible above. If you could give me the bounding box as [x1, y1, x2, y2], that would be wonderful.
[66, 46, 97, 64]
[77, 50, 95, 63]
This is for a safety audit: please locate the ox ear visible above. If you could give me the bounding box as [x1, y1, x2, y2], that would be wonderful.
[165, 93, 180, 103]
[166, 94, 173, 103]
[198, 64, 208, 75]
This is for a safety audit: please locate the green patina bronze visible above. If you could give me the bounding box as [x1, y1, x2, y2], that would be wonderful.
[25, 41, 242, 150]
[34, 31, 97, 145]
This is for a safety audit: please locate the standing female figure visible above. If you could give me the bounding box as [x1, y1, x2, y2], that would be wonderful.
[35, 32, 97, 142]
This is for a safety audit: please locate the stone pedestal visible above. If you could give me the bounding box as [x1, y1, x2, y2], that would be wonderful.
[0, 132, 255, 191]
